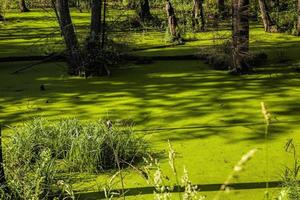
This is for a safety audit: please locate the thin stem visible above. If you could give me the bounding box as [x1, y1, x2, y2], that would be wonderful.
[0, 124, 7, 187]
[264, 122, 269, 199]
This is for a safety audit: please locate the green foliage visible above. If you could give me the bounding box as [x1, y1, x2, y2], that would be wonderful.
[1, 118, 149, 199]
[270, 0, 298, 34]
[2, 3, 300, 199]
[0, 0, 9, 18]
[8, 118, 149, 172]
[278, 139, 300, 200]
[2, 147, 70, 200]
[273, 11, 297, 34]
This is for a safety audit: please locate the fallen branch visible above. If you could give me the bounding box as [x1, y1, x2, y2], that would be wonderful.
[11, 53, 65, 74]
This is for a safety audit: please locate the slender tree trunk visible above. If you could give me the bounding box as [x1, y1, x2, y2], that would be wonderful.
[86, 0, 104, 76]
[101, 0, 107, 50]
[258, 0, 275, 32]
[90, 0, 102, 40]
[231, 0, 250, 74]
[138, 0, 151, 20]
[192, 0, 199, 28]
[199, 0, 205, 30]
[0, 125, 7, 187]
[192, 0, 205, 30]
[85, 0, 102, 76]
[166, 0, 179, 40]
[232, 0, 239, 69]
[297, 0, 300, 36]
[218, 0, 225, 18]
[101, 0, 110, 75]
[19, 0, 30, 12]
[85, 0, 110, 76]
[55, 0, 83, 75]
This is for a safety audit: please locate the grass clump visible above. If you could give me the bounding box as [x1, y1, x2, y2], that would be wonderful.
[2, 147, 69, 200]
[7, 118, 149, 173]
[277, 139, 300, 200]
[1, 118, 149, 199]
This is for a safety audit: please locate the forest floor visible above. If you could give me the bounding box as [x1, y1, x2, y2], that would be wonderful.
[1, 8, 300, 200]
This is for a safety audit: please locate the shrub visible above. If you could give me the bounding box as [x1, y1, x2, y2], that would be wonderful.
[246, 51, 268, 66]
[198, 43, 268, 71]
[268, 0, 298, 34]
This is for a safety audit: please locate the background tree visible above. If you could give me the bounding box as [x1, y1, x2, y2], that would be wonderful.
[1, 0, 8, 20]
[297, 0, 300, 35]
[85, 0, 105, 75]
[55, 0, 83, 75]
[138, 0, 151, 21]
[90, 0, 102, 45]
[19, 0, 30, 12]
[55, 0, 109, 76]
[218, 0, 225, 19]
[166, 0, 179, 40]
[258, 0, 276, 32]
[192, 0, 205, 31]
[231, 0, 250, 74]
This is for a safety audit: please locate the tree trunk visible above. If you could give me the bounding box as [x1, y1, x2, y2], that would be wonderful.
[297, 0, 300, 36]
[166, 0, 179, 40]
[0, 125, 7, 187]
[0, 14, 4, 21]
[55, 0, 83, 75]
[90, 0, 102, 40]
[258, 0, 275, 32]
[192, 0, 205, 31]
[231, 0, 250, 74]
[19, 0, 30, 12]
[199, 0, 205, 30]
[138, 0, 151, 20]
[218, 0, 225, 19]
[85, 0, 105, 76]
[101, 0, 107, 50]
[85, 0, 110, 76]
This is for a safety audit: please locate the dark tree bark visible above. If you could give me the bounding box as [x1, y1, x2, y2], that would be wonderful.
[0, 126, 7, 187]
[166, 0, 179, 40]
[85, 0, 110, 76]
[231, 0, 250, 74]
[192, 0, 205, 31]
[55, 0, 83, 75]
[85, 0, 105, 76]
[138, 0, 152, 20]
[19, 0, 30, 12]
[90, 0, 102, 40]
[54, 0, 109, 76]
[101, 0, 107, 50]
[218, 0, 225, 18]
[297, 0, 300, 36]
[258, 0, 276, 32]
